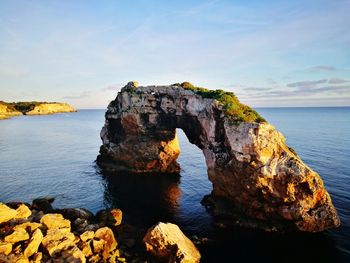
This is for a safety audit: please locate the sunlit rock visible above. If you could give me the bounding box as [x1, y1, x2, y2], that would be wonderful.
[0, 103, 22, 119]
[80, 231, 94, 242]
[0, 242, 12, 255]
[143, 222, 201, 263]
[42, 228, 75, 255]
[96, 209, 123, 227]
[5, 228, 30, 243]
[94, 227, 117, 261]
[40, 213, 71, 231]
[26, 103, 76, 115]
[14, 222, 42, 232]
[15, 204, 32, 219]
[0, 203, 17, 224]
[24, 228, 43, 258]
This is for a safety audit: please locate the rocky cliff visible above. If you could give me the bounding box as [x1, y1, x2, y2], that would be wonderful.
[0, 102, 76, 119]
[97, 81, 340, 232]
[0, 103, 22, 119]
[26, 103, 76, 115]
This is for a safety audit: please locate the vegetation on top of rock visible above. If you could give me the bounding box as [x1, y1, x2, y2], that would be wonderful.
[173, 82, 266, 123]
[11, 102, 49, 114]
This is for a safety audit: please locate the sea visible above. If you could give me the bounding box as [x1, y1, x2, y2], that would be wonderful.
[0, 107, 349, 263]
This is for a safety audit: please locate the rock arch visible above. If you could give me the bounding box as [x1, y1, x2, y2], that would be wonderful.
[97, 82, 340, 232]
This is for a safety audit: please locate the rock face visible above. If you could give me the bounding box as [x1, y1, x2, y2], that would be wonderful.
[26, 102, 76, 115]
[143, 222, 201, 263]
[97, 82, 340, 232]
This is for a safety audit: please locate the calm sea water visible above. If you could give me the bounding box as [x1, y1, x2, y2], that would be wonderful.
[0, 107, 349, 262]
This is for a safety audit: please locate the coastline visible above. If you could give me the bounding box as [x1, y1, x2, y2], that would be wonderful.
[0, 102, 76, 120]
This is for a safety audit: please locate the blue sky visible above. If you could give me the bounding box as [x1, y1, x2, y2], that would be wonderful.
[0, 0, 349, 108]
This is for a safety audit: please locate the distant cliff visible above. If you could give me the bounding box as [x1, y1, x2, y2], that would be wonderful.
[25, 102, 76, 115]
[0, 101, 76, 119]
[0, 103, 22, 119]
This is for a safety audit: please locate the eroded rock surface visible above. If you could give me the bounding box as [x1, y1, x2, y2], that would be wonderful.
[97, 82, 340, 232]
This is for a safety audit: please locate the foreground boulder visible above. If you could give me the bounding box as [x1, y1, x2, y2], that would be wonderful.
[97, 81, 340, 232]
[143, 222, 201, 263]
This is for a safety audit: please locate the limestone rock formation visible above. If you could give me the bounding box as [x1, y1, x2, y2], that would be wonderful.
[143, 222, 201, 263]
[26, 102, 76, 115]
[97, 81, 340, 232]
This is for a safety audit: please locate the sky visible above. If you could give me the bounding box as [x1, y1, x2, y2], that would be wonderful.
[0, 0, 349, 108]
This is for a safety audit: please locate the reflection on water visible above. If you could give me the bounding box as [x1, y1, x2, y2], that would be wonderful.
[100, 169, 181, 227]
[99, 128, 214, 235]
[202, 227, 339, 263]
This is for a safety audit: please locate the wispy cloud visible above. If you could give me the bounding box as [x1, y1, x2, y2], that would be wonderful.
[328, 78, 349, 84]
[243, 87, 272, 92]
[301, 65, 350, 72]
[101, 84, 124, 92]
[287, 79, 328, 88]
[0, 66, 30, 77]
[266, 78, 277, 85]
[307, 65, 337, 71]
[63, 91, 90, 99]
[242, 85, 350, 98]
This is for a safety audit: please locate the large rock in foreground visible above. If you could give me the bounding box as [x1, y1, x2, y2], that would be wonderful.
[143, 222, 201, 263]
[97, 82, 340, 232]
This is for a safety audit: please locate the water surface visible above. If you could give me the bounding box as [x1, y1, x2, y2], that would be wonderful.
[0, 107, 349, 262]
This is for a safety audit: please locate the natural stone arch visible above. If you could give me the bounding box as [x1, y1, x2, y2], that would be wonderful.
[97, 81, 340, 232]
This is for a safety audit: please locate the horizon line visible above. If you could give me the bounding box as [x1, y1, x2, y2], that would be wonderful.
[77, 105, 350, 110]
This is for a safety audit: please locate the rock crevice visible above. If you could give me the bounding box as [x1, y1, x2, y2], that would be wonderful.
[97, 81, 340, 232]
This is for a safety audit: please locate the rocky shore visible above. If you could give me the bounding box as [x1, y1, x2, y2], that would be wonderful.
[0, 198, 201, 263]
[0, 101, 76, 120]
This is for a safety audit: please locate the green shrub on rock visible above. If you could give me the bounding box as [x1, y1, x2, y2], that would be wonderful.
[177, 82, 266, 123]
